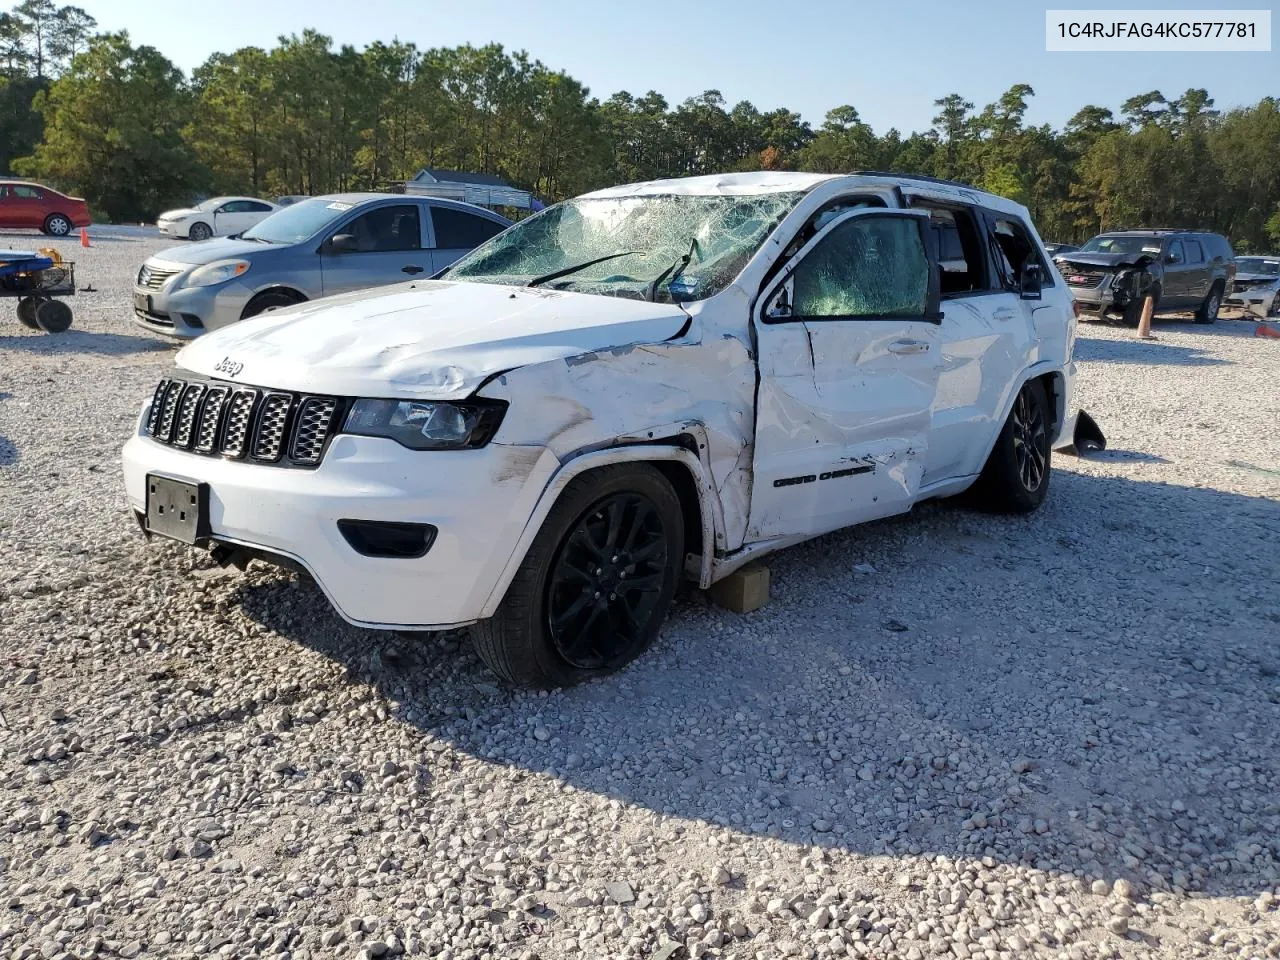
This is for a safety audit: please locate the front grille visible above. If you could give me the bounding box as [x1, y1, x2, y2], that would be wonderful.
[144, 376, 344, 469]
[1234, 279, 1272, 293]
[137, 264, 180, 290]
[1062, 266, 1109, 288]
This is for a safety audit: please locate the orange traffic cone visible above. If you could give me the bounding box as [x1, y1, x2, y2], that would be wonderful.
[79, 227, 90, 248]
[1255, 323, 1280, 339]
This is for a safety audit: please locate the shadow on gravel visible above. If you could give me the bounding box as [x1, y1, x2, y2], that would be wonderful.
[233, 470, 1280, 899]
[0, 331, 174, 356]
[1073, 335, 1230, 366]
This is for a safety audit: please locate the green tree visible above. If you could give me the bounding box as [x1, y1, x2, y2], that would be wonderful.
[16, 32, 206, 219]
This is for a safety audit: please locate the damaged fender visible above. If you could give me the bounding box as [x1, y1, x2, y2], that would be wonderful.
[1053, 409, 1106, 455]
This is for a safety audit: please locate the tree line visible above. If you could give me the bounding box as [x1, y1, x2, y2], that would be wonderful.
[2, 1, 1278, 249]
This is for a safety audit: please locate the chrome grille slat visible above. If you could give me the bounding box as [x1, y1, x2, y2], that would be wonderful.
[194, 387, 228, 453]
[289, 397, 338, 464]
[144, 376, 339, 468]
[155, 380, 185, 441]
[220, 389, 258, 458]
[137, 264, 180, 290]
[251, 393, 293, 462]
[173, 384, 205, 448]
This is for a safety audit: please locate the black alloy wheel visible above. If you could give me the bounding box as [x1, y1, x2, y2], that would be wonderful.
[1011, 385, 1048, 493]
[546, 491, 669, 670]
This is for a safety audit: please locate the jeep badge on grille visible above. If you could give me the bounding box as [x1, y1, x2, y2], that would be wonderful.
[213, 356, 244, 378]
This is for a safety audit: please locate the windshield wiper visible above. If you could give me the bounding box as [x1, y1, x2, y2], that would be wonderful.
[526, 251, 639, 289]
[646, 238, 699, 303]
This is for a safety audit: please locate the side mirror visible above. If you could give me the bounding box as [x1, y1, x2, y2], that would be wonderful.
[1020, 262, 1043, 301]
[1164, 253, 1181, 265]
[330, 233, 358, 253]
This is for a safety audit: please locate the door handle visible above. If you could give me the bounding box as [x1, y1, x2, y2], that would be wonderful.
[993, 308, 1016, 321]
[402, 265, 424, 275]
[888, 339, 930, 355]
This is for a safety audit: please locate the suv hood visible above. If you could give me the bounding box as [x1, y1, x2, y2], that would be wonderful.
[1235, 272, 1280, 284]
[152, 237, 279, 267]
[176, 280, 691, 400]
[1056, 251, 1156, 269]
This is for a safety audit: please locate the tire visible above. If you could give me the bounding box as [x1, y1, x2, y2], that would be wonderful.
[42, 214, 72, 236]
[240, 289, 305, 320]
[1121, 283, 1160, 326]
[1195, 282, 1223, 324]
[470, 463, 685, 688]
[188, 221, 212, 241]
[969, 379, 1052, 514]
[16, 296, 41, 329]
[34, 299, 73, 333]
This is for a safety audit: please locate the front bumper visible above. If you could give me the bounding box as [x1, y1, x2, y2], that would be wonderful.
[157, 221, 186, 238]
[1223, 289, 1277, 319]
[122, 422, 559, 629]
[132, 278, 255, 339]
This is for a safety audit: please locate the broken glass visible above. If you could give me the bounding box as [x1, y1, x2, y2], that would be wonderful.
[791, 217, 928, 319]
[444, 192, 806, 302]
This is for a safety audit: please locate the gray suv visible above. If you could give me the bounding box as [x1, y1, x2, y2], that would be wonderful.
[132, 193, 511, 339]
[1054, 230, 1235, 324]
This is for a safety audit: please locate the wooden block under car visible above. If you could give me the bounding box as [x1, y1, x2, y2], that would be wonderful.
[708, 564, 771, 613]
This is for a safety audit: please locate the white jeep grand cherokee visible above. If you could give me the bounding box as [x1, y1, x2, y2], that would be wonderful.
[122, 172, 1090, 688]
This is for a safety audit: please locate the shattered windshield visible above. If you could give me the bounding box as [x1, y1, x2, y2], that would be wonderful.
[1235, 257, 1280, 276]
[1079, 235, 1163, 256]
[443, 192, 806, 302]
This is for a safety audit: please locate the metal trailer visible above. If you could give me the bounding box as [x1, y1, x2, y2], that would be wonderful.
[0, 248, 76, 333]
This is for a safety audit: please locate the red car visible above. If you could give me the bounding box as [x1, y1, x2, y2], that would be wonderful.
[0, 180, 92, 236]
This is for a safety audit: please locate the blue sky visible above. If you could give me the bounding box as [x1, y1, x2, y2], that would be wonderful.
[75, 0, 1276, 133]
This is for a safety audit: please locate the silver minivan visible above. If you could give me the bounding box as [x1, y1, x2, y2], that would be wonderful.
[132, 193, 511, 339]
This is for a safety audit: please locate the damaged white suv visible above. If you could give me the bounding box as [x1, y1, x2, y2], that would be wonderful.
[122, 172, 1096, 687]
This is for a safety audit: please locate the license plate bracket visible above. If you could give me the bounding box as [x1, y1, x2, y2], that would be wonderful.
[134, 292, 152, 314]
[145, 474, 210, 544]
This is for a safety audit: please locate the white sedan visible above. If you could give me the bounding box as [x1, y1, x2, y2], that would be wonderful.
[157, 197, 278, 241]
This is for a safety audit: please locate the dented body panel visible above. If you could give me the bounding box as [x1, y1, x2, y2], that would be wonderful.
[122, 172, 1082, 632]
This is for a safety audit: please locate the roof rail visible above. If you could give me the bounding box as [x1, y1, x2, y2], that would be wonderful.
[850, 170, 977, 190]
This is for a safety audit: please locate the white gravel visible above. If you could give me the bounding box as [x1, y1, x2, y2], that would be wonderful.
[2, 229, 1279, 960]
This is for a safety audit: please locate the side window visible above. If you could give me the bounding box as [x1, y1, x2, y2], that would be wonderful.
[1184, 239, 1204, 263]
[1167, 240, 1185, 264]
[908, 203, 988, 295]
[987, 215, 1052, 290]
[14, 185, 43, 199]
[217, 201, 244, 213]
[789, 215, 929, 320]
[778, 194, 887, 262]
[338, 204, 421, 252]
[430, 206, 505, 249]
[246, 201, 273, 213]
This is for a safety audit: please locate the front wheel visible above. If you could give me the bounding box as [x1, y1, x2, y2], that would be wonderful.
[43, 214, 72, 236]
[969, 379, 1052, 514]
[35, 299, 72, 333]
[470, 464, 685, 688]
[1195, 282, 1223, 324]
[188, 221, 212, 241]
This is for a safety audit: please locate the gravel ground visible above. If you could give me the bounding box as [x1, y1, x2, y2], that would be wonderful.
[2, 230, 1279, 960]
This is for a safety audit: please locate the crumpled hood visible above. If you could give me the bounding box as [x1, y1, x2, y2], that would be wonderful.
[152, 237, 278, 267]
[1055, 251, 1155, 269]
[176, 280, 691, 400]
[1234, 272, 1280, 285]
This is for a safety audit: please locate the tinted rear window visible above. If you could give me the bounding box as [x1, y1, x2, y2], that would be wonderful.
[431, 207, 506, 249]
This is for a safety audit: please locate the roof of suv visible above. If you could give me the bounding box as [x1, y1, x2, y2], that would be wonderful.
[580, 171, 1029, 217]
[1101, 229, 1223, 237]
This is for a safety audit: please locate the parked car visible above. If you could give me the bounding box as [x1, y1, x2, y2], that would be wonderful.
[1223, 255, 1280, 318]
[1043, 242, 1079, 257]
[132, 193, 511, 339]
[157, 197, 279, 241]
[0, 180, 91, 236]
[122, 171, 1095, 688]
[1054, 229, 1235, 324]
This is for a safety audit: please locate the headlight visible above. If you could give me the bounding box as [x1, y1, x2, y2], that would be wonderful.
[342, 398, 507, 450]
[186, 260, 250, 288]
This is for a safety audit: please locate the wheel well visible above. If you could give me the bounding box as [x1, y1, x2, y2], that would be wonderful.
[241, 287, 306, 319]
[1036, 371, 1063, 439]
[652, 459, 704, 560]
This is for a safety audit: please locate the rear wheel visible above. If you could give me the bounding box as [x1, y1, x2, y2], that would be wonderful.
[1195, 282, 1223, 324]
[34, 299, 72, 333]
[969, 379, 1052, 514]
[470, 464, 684, 688]
[43, 214, 72, 236]
[16, 296, 41, 329]
[241, 289, 305, 320]
[188, 221, 212, 241]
